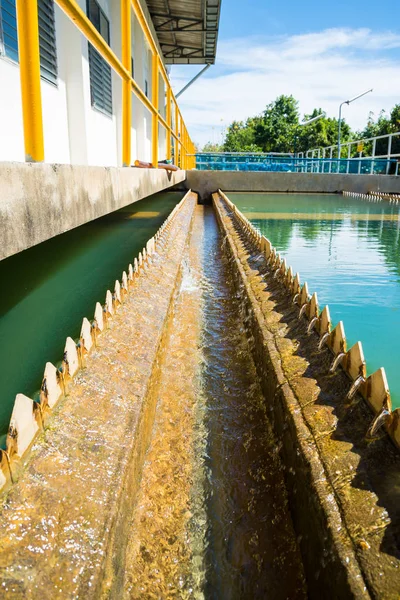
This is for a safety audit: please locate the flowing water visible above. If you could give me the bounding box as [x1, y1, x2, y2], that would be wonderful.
[121, 206, 306, 599]
[199, 209, 306, 599]
[229, 192, 400, 409]
[0, 191, 183, 439]
[0, 191, 398, 596]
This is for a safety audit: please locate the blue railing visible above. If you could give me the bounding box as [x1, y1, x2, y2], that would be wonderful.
[195, 153, 398, 175]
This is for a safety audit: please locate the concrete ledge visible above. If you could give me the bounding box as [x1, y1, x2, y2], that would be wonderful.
[213, 193, 400, 599]
[187, 170, 400, 202]
[0, 163, 186, 260]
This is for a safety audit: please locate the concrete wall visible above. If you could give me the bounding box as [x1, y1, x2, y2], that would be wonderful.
[0, 163, 186, 261]
[213, 194, 400, 598]
[0, 0, 166, 166]
[187, 171, 400, 202]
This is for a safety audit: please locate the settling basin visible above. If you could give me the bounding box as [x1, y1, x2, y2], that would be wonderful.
[0, 191, 183, 439]
[230, 192, 400, 408]
[0, 197, 308, 599]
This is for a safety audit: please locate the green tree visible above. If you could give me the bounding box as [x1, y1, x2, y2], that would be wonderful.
[357, 105, 400, 157]
[223, 118, 262, 152]
[390, 105, 400, 131]
[202, 141, 223, 152]
[222, 96, 352, 154]
[219, 96, 399, 156]
[295, 109, 352, 154]
[254, 95, 299, 152]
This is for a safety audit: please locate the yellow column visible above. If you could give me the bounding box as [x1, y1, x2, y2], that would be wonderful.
[166, 87, 172, 160]
[16, 0, 44, 162]
[174, 102, 179, 167]
[151, 53, 159, 167]
[121, 0, 131, 166]
[178, 114, 182, 168]
[190, 141, 194, 169]
[183, 127, 187, 169]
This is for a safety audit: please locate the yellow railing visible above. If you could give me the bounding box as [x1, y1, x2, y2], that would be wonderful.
[15, 0, 196, 169]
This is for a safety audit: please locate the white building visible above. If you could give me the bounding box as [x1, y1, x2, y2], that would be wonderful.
[0, 0, 220, 166]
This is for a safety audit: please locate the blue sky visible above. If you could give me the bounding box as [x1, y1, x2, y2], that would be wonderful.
[170, 0, 400, 148]
[218, 0, 398, 40]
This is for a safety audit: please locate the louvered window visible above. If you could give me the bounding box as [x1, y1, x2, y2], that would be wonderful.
[38, 0, 58, 84]
[0, 0, 18, 62]
[0, 0, 58, 84]
[87, 0, 112, 116]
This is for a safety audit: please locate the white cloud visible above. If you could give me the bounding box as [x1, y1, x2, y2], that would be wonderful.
[170, 28, 400, 148]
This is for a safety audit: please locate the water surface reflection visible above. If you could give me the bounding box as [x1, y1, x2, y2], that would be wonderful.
[0, 191, 183, 436]
[230, 193, 400, 409]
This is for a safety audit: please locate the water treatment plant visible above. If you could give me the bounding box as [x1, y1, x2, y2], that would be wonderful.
[0, 1, 400, 599]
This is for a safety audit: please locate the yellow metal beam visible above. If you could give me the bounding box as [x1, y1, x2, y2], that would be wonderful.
[151, 54, 159, 167]
[16, 0, 194, 168]
[121, 0, 132, 167]
[174, 103, 179, 166]
[130, 0, 189, 140]
[130, 0, 168, 86]
[55, 0, 155, 116]
[16, 0, 44, 162]
[131, 0, 156, 56]
[166, 87, 172, 160]
[184, 129, 188, 169]
[179, 113, 183, 168]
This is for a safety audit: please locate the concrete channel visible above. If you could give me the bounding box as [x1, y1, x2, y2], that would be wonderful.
[0, 188, 399, 598]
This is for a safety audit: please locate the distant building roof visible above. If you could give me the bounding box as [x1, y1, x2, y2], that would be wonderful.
[145, 0, 221, 65]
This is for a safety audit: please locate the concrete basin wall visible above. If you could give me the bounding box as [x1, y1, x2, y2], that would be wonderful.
[0, 193, 197, 597]
[0, 163, 186, 261]
[186, 170, 400, 202]
[213, 193, 400, 599]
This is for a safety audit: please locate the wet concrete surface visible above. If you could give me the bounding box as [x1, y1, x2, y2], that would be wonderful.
[199, 208, 306, 599]
[0, 194, 197, 598]
[0, 199, 306, 599]
[120, 206, 306, 599]
[2, 193, 397, 599]
[120, 208, 206, 599]
[213, 193, 400, 599]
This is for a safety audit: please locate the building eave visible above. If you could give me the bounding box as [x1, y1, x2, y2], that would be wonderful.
[144, 0, 221, 65]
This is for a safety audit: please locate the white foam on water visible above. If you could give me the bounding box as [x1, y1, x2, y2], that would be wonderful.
[180, 260, 199, 293]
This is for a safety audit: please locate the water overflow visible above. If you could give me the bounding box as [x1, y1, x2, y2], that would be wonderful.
[0, 190, 399, 598]
[0, 191, 183, 439]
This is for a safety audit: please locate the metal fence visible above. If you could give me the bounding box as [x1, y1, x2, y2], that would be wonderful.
[195, 153, 398, 175]
[299, 131, 400, 176]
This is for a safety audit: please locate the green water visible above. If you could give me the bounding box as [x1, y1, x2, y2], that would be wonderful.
[230, 192, 400, 410]
[0, 191, 183, 438]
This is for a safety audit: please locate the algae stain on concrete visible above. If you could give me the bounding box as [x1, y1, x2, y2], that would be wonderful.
[118, 206, 307, 599]
[121, 207, 207, 598]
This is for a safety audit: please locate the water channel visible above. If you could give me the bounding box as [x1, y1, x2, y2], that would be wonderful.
[0, 191, 183, 440]
[230, 192, 400, 409]
[121, 206, 306, 598]
[2, 189, 397, 596]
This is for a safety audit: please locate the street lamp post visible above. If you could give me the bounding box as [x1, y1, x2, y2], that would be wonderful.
[337, 89, 373, 160]
[294, 113, 326, 155]
[302, 113, 326, 127]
